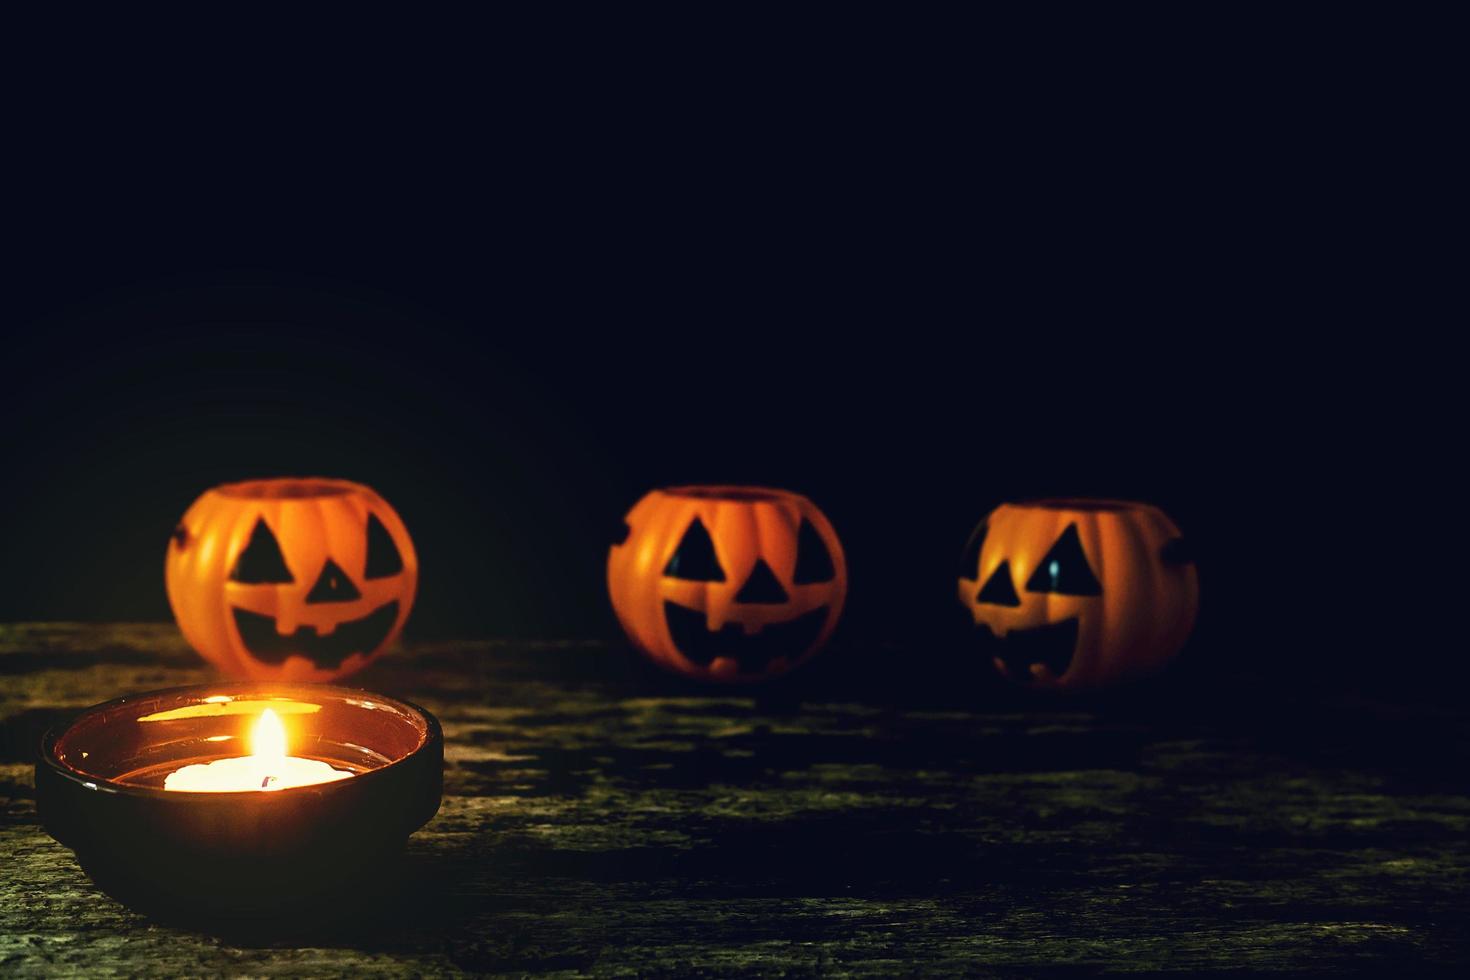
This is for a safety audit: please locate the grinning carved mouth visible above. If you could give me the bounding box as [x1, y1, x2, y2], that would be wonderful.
[664, 601, 829, 674]
[231, 601, 400, 669]
[974, 617, 1078, 683]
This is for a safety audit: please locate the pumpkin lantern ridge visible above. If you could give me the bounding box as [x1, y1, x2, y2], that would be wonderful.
[608, 485, 847, 683]
[957, 497, 1198, 690]
[166, 477, 418, 682]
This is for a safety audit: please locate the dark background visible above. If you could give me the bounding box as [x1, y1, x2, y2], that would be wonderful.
[1, 27, 1434, 695]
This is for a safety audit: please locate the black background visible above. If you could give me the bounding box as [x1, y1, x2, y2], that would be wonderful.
[1, 25, 1435, 696]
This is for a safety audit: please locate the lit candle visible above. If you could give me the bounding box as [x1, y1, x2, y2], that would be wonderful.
[163, 708, 353, 792]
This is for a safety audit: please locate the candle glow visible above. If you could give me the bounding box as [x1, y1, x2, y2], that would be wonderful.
[162, 707, 353, 792]
[254, 707, 287, 760]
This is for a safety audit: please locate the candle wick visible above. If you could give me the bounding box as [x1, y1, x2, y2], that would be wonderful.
[261, 775, 275, 789]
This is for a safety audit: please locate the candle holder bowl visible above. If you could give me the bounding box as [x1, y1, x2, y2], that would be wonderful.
[35, 683, 443, 929]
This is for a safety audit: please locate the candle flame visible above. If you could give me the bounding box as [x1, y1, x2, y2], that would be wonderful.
[251, 708, 288, 760]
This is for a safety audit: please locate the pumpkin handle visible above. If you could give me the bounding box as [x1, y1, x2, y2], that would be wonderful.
[1160, 537, 1194, 565]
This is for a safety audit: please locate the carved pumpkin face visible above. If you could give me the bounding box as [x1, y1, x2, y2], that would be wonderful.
[957, 499, 1197, 690]
[608, 486, 847, 683]
[165, 478, 418, 682]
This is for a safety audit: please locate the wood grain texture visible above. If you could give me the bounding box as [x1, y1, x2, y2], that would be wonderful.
[2, 624, 1468, 977]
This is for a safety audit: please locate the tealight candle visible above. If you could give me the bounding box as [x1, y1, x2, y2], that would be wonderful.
[163, 708, 353, 792]
[36, 683, 443, 925]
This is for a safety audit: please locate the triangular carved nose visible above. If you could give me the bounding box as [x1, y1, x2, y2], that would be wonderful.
[306, 558, 363, 604]
[736, 559, 789, 604]
[976, 560, 1021, 607]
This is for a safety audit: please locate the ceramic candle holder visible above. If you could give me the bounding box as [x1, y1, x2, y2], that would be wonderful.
[35, 683, 442, 927]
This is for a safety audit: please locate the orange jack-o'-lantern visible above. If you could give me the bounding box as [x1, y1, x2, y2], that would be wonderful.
[957, 499, 1197, 690]
[608, 486, 846, 683]
[165, 478, 417, 682]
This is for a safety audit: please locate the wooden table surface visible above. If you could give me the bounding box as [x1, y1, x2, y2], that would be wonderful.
[2, 624, 1467, 977]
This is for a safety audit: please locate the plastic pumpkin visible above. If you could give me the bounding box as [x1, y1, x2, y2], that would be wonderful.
[957, 499, 1197, 690]
[165, 478, 417, 682]
[608, 486, 846, 682]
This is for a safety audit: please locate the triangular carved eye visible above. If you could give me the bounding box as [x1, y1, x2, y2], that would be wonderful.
[792, 519, 836, 584]
[663, 518, 725, 581]
[365, 514, 404, 579]
[976, 560, 1021, 607]
[1025, 524, 1102, 596]
[958, 522, 987, 578]
[230, 518, 294, 584]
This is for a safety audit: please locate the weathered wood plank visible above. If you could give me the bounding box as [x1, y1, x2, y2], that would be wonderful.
[2, 624, 1468, 976]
